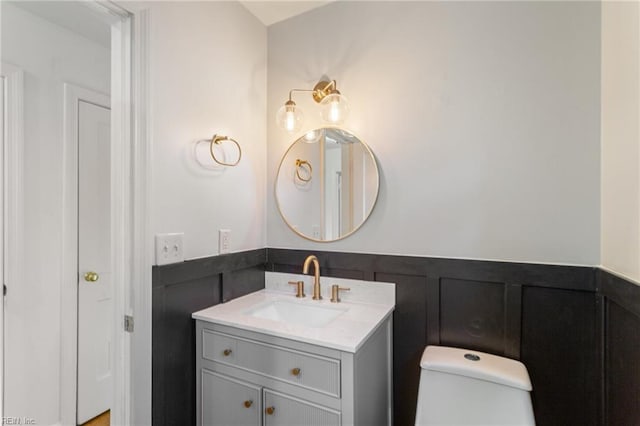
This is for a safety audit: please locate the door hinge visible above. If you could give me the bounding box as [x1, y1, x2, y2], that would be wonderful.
[124, 315, 134, 333]
[3, 284, 6, 296]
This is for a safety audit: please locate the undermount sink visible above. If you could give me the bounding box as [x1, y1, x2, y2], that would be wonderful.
[245, 300, 347, 328]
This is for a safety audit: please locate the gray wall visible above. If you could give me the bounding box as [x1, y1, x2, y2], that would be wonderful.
[267, 1, 601, 265]
[146, 1, 267, 260]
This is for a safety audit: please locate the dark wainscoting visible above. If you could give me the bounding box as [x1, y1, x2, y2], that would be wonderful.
[597, 270, 640, 426]
[152, 249, 266, 426]
[266, 249, 598, 426]
[152, 247, 640, 426]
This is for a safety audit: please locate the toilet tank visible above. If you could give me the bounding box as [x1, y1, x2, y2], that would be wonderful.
[415, 346, 536, 426]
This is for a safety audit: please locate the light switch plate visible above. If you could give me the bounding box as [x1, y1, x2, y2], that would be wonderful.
[219, 229, 231, 254]
[155, 233, 184, 265]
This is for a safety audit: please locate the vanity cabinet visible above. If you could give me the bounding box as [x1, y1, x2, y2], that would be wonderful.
[195, 318, 392, 426]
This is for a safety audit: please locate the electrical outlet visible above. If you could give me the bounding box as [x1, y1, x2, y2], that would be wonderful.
[155, 233, 184, 265]
[219, 229, 231, 254]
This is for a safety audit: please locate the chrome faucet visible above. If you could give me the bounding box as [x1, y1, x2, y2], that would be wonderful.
[302, 255, 322, 300]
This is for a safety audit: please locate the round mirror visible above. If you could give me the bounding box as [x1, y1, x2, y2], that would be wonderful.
[275, 128, 379, 242]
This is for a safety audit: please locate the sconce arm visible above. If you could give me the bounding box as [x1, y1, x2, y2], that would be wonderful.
[287, 80, 337, 103]
[288, 88, 315, 102]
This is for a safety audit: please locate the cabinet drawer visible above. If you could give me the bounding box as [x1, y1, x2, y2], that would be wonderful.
[202, 330, 341, 397]
[202, 330, 238, 363]
[263, 389, 341, 426]
[201, 370, 261, 426]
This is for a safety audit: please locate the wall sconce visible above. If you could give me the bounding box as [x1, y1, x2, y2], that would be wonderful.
[276, 79, 350, 133]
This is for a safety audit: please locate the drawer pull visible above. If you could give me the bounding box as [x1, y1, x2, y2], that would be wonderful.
[265, 406, 275, 415]
[291, 367, 301, 377]
[243, 400, 253, 408]
[223, 349, 232, 356]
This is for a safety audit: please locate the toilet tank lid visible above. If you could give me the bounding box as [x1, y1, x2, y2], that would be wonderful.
[420, 346, 532, 391]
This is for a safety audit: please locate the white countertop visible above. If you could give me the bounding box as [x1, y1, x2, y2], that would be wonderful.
[192, 272, 395, 353]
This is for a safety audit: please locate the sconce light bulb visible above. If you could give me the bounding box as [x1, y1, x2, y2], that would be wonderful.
[330, 100, 340, 122]
[320, 93, 349, 125]
[286, 111, 296, 132]
[276, 101, 304, 133]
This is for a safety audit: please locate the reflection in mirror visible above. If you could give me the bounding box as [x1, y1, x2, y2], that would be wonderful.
[276, 128, 379, 242]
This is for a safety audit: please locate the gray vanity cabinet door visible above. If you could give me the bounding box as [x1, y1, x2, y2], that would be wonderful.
[263, 389, 340, 426]
[201, 369, 261, 426]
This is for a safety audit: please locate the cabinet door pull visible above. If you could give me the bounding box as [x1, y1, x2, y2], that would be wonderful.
[265, 406, 275, 415]
[291, 367, 301, 376]
[243, 400, 253, 408]
[223, 349, 232, 356]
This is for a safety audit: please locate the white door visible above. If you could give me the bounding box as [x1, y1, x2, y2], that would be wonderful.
[77, 100, 112, 424]
[0, 75, 5, 420]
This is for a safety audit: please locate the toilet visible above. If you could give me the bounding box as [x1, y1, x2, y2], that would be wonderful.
[415, 346, 536, 425]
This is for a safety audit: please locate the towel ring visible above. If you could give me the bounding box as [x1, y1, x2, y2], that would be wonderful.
[209, 134, 242, 167]
[295, 159, 312, 182]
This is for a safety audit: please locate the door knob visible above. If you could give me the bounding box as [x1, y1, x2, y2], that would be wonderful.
[84, 271, 99, 282]
[265, 406, 275, 415]
[243, 400, 253, 408]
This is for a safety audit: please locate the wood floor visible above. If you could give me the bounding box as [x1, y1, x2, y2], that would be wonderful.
[80, 410, 110, 426]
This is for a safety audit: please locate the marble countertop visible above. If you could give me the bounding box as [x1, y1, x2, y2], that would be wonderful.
[192, 272, 395, 353]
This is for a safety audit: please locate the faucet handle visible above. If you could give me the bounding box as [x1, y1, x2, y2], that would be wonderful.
[288, 281, 306, 298]
[330, 284, 350, 303]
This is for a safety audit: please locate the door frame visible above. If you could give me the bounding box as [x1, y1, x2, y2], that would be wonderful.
[58, 2, 151, 425]
[1, 62, 24, 422]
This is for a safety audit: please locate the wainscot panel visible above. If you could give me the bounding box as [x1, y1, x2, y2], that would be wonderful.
[521, 287, 599, 426]
[152, 249, 266, 426]
[376, 272, 427, 426]
[152, 248, 640, 426]
[439, 278, 506, 355]
[266, 248, 597, 426]
[598, 270, 640, 426]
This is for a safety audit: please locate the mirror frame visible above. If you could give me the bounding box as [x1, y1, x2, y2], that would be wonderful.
[274, 127, 380, 242]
